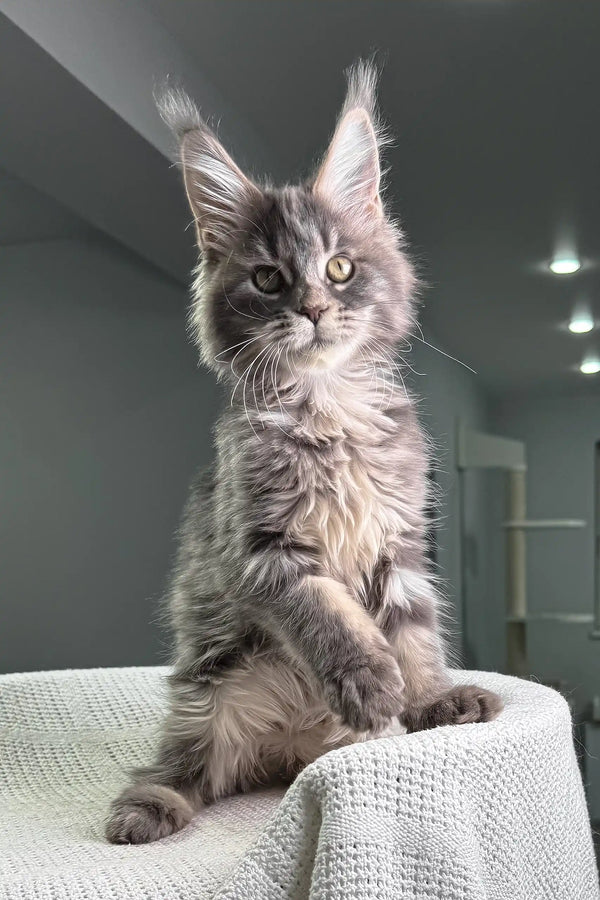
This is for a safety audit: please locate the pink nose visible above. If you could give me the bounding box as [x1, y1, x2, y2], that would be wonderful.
[298, 303, 329, 324]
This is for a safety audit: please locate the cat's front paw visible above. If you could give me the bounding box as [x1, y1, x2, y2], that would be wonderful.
[404, 684, 503, 733]
[105, 783, 194, 844]
[325, 652, 405, 733]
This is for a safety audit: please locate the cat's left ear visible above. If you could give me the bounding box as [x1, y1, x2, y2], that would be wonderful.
[313, 61, 383, 218]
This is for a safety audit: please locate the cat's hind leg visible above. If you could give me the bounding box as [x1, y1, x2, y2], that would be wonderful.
[105, 674, 216, 844]
[105, 654, 333, 844]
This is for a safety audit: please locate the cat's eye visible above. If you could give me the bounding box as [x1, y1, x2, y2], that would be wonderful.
[326, 255, 354, 284]
[253, 266, 283, 294]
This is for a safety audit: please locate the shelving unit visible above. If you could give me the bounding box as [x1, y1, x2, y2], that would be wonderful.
[457, 422, 587, 675]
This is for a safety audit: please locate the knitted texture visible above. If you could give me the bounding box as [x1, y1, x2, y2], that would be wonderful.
[0, 667, 597, 899]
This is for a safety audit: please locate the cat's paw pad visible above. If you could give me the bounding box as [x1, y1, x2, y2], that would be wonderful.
[405, 684, 503, 733]
[105, 783, 194, 844]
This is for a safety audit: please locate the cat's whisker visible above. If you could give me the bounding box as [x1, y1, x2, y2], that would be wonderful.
[398, 354, 425, 377]
[358, 347, 377, 394]
[257, 344, 298, 437]
[359, 342, 385, 406]
[230, 346, 262, 408]
[214, 333, 261, 362]
[260, 345, 279, 423]
[250, 343, 277, 428]
[409, 328, 477, 375]
[359, 357, 384, 411]
[239, 347, 272, 437]
[361, 338, 401, 409]
[283, 342, 300, 385]
[220, 248, 267, 322]
[254, 341, 293, 434]
[359, 302, 476, 379]
[228, 334, 264, 378]
[273, 345, 302, 428]
[368, 336, 410, 395]
[222, 282, 266, 321]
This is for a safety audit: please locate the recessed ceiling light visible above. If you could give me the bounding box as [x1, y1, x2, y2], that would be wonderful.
[569, 314, 594, 334]
[550, 257, 581, 275]
[580, 357, 600, 375]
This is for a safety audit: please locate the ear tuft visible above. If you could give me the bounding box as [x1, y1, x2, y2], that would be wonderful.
[156, 86, 261, 255]
[313, 60, 387, 217]
[155, 86, 202, 138]
[341, 59, 381, 130]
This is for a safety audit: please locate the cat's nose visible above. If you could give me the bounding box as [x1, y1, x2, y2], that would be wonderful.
[298, 301, 329, 324]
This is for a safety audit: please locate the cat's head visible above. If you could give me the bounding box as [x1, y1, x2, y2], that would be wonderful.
[159, 62, 416, 381]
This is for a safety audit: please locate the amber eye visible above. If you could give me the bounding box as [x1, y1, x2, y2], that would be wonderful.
[252, 266, 283, 294]
[326, 255, 354, 284]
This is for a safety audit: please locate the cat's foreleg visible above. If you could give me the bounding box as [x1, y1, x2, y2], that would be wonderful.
[377, 565, 503, 731]
[246, 542, 405, 732]
[298, 575, 406, 732]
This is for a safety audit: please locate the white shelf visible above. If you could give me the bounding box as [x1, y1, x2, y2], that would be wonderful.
[502, 519, 586, 530]
[507, 612, 594, 624]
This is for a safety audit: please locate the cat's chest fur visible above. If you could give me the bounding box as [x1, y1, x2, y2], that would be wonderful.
[283, 391, 412, 594]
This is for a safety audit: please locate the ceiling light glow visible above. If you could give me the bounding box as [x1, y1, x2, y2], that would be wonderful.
[550, 257, 581, 275]
[569, 314, 594, 334]
[580, 358, 600, 375]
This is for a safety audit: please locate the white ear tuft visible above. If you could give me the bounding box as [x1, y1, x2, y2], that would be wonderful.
[313, 61, 384, 216]
[156, 87, 261, 255]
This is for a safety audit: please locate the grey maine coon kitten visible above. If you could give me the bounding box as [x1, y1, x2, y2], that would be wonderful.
[106, 62, 502, 845]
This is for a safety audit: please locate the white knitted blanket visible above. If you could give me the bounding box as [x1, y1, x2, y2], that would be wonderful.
[0, 666, 597, 900]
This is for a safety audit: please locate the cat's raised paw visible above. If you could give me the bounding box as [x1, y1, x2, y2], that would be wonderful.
[404, 684, 503, 733]
[325, 650, 405, 733]
[105, 783, 194, 844]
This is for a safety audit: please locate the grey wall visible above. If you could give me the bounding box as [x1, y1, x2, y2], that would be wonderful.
[0, 238, 220, 672]
[491, 390, 600, 712]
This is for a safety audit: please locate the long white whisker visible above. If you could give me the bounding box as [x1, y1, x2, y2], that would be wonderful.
[214, 333, 261, 361]
[250, 343, 276, 428]
[360, 340, 386, 410]
[231, 347, 264, 408]
[275, 345, 302, 427]
[260, 345, 296, 436]
[228, 334, 264, 378]
[411, 329, 477, 375]
[239, 351, 267, 437]
[398, 354, 425, 377]
[365, 337, 403, 409]
[220, 247, 267, 322]
[222, 283, 265, 320]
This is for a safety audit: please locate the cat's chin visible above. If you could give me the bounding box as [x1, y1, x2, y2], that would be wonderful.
[295, 338, 356, 373]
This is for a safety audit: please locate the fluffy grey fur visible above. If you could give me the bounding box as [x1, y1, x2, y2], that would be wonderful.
[106, 62, 502, 845]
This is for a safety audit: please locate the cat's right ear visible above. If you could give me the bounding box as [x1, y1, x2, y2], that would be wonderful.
[157, 88, 262, 256]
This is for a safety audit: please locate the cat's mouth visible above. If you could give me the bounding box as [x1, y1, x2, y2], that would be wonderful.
[282, 311, 351, 366]
[310, 331, 336, 348]
[288, 327, 357, 372]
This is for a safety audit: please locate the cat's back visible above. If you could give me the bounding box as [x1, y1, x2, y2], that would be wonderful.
[175, 463, 217, 570]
